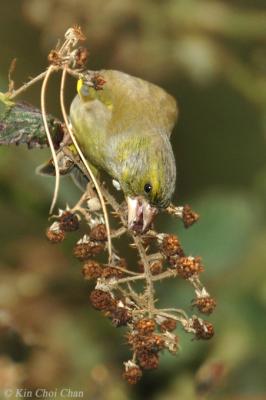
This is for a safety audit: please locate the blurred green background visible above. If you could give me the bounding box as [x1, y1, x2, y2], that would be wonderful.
[0, 0, 266, 399]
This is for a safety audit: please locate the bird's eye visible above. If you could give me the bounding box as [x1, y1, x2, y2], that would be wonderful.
[144, 183, 152, 193]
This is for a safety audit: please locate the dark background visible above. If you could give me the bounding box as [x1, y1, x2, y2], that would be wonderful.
[0, 0, 266, 399]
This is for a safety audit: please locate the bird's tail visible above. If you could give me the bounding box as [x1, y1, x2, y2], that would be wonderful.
[36, 151, 89, 191]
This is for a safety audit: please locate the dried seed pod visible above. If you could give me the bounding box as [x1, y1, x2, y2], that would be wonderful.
[134, 318, 156, 335]
[89, 289, 116, 311]
[137, 350, 159, 370]
[123, 362, 142, 385]
[161, 235, 183, 257]
[193, 296, 216, 315]
[142, 335, 165, 352]
[91, 73, 106, 91]
[59, 211, 79, 232]
[193, 318, 214, 340]
[128, 332, 165, 353]
[150, 260, 163, 275]
[102, 266, 125, 279]
[176, 256, 204, 279]
[46, 222, 65, 243]
[82, 260, 103, 280]
[182, 204, 199, 228]
[111, 307, 132, 327]
[74, 46, 89, 67]
[159, 318, 177, 332]
[90, 224, 107, 241]
[48, 49, 60, 65]
[74, 240, 105, 261]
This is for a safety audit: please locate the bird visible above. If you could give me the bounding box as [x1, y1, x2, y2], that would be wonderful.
[41, 69, 178, 232]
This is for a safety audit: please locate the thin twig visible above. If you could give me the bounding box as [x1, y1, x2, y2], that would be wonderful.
[158, 308, 189, 319]
[133, 236, 155, 317]
[155, 311, 189, 327]
[40, 66, 60, 214]
[8, 70, 48, 100]
[116, 274, 145, 284]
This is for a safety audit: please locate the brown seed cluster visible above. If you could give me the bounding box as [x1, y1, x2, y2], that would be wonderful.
[161, 234, 183, 257]
[123, 364, 142, 385]
[193, 318, 214, 340]
[126, 318, 168, 371]
[59, 211, 79, 232]
[138, 351, 159, 370]
[174, 256, 204, 279]
[90, 224, 107, 241]
[159, 318, 177, 332]
[193, 296, 216, 315]
[182, 204, 200, 228]
[110, 307, 132, 327]
[74, 47, 89, 67]
[102, 266, 125, 279]
[74, 241, 105, 260]
[45, 195, 214, 385]
[90, 291, 132, 327]
[89, 289, 115, 311]
[134, 319, 156, 334]
[46, 227, 65, 243]
[82, 260, 103, 280]
[91, 73, 106, 91]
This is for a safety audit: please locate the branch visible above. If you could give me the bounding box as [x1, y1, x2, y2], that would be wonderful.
[0, 96, 64, 149]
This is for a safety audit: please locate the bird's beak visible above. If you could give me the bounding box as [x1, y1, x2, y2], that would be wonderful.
[127, 196, 158, 232]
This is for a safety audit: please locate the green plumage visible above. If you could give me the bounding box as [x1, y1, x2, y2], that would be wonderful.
[70, 69, 178, 208]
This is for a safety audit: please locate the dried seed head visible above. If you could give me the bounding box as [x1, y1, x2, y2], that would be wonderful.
[175, 256, 204, 279]
[182, 204, 199, 228]
[48, 49, 60, 65]
[128, 332, 165, 353]
[123, 362, 142, 385]
[137, 350, 159, 370]
[150, 260, 163, 275]
[82, 260, 103, 280]
[102, 266, 125, 279]
[91, 74, 106, 91]
[46, 228, 65, 243]
[46, 222, 65, 243]
[159, 318, 177, 332]
[161, 235, 183, 257]
[89, 289, 116, 311]
[193, 296, 216, 315]
[90, 224, 107, 241]
[134, 318, 156, 335]
[110, 307, 132, 327]
[74, 47, 89, 67]
[193, 318, 214, 340]
[143, 335, 165, 352]
[74, 241, 105, 260]
[66, 25, 86, 43]
[59, 211, 79, 232]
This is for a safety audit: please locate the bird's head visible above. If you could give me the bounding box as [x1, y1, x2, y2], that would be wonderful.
[110, 133, 176, 232]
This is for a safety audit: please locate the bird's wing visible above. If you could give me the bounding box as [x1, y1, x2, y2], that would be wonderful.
[99, 70, 178, 139]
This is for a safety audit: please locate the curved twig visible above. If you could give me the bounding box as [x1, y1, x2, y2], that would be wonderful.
[40, 65, 61, 214]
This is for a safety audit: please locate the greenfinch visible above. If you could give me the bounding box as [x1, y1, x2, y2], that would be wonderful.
[41, 70, 178, 231]
[70, 70, 178, 231]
